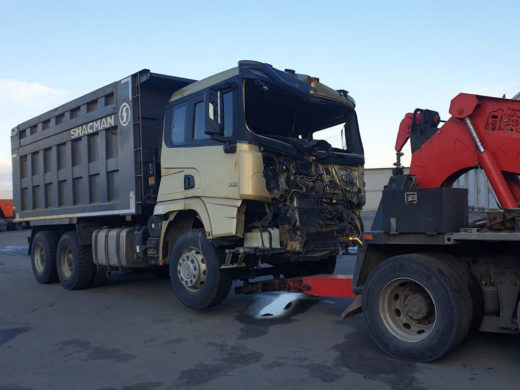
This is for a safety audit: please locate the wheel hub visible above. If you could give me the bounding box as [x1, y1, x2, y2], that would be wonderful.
[177, 248, 207, 292]
[34, 243, 45, 273]
[180, 261, 196, 281]
[404, 291, 431, 320]
[60, 247, 73, 279]
[379, 278, 437, 342]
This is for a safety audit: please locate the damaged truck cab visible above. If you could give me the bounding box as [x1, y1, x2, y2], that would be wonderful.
[155, 61, 365, 308]
[13, 60, 364, 310]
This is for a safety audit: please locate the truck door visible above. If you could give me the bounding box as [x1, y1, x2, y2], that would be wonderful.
[158, 88, 239, 202]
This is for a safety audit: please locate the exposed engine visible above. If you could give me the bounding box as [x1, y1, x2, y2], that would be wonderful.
[246, 148, 365, 257]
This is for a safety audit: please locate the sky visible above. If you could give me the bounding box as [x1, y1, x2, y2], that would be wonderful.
[1, 0, 519, 194]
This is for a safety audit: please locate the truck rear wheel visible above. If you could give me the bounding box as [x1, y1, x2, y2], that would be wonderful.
[362, 253, 472, 362]
[169, 230, 231, 310]
[31, 231, 59, 284]
[56, 232, 94, 290]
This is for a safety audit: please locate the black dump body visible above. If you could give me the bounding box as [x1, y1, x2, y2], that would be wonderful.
[11, 70, 194, 223]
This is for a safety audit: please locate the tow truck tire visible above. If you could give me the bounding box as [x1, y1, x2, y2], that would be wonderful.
[169, 230, 231, 310]
[362, 253, 472, 362]
[31, 231, 59, 284]
[428, 252, 484, 332]
[56, 232, 95, 290]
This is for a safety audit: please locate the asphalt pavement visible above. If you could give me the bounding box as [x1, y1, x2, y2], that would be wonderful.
[0, 229, 519, 390]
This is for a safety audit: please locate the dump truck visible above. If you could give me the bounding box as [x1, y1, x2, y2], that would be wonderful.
[11, 61, 365, 309]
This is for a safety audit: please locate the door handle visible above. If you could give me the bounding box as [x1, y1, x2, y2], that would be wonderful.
[184, 175, 195, 190]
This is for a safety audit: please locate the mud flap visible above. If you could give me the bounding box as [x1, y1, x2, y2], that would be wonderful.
[341, 294, 362, 320]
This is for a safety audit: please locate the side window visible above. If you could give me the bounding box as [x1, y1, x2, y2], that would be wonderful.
[171, 105, 187, 145]
[193, 101, 209, 140]
[222, 91, 234, 137]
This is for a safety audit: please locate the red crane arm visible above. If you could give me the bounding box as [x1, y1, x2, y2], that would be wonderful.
[395, 113, 414, 152]
[401, 94, 520, 208]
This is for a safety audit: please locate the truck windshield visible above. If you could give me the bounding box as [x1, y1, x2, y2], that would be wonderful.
[244, 79, 363, 155]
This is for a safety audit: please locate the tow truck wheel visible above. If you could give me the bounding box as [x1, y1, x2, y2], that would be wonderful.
[169, 230, 231, 310]
[362, 253, 472, 362]
[422, 252, 484, 332]
[31, 231, 59, 284]
[56, 232, 95, 290]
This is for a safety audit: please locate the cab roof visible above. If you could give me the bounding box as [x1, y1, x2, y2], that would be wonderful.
[169, 68, 239, 102]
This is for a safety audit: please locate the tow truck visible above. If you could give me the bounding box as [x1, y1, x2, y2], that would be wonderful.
[239, 93, 520, 362]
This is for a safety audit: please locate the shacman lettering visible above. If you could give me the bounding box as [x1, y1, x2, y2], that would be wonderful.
[70, 115, 115, 138]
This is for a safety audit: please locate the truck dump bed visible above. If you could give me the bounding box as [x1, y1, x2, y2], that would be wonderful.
[11, 70, 194, 223]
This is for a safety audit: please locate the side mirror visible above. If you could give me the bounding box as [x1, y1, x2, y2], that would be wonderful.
[204, 89, 224, 136]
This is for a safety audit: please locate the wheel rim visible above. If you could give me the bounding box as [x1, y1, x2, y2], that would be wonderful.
[34, 243, 45, 273]
[60, 247, 74, 279]
[379, 278, 437, 343]
[177, 247, 207, 292]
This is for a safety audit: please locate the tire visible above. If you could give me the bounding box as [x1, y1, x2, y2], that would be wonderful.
[362, 253, 472, 362]
[31, 231, 59, 284]
[428, 252, 484, 332]
[169, 230, 231, 310]
[283, 256, 337, 278]
[56, 232, 94, 290]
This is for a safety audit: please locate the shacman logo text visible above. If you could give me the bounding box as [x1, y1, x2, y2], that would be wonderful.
[70, 115, 115, 139]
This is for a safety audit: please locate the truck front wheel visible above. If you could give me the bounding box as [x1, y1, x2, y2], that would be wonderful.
[56, 232, 94, 290]
[169, 230, 231, 310]
[362, 253, 472, 362]
[31, 231, 59, 284]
